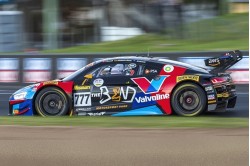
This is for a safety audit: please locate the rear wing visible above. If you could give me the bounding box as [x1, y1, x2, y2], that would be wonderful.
[204, 50, 243, 74]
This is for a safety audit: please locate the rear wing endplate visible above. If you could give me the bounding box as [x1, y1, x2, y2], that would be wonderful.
[204, 50, 243, 74]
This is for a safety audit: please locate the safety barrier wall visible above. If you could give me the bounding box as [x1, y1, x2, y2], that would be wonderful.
[0, 51, 248, 85]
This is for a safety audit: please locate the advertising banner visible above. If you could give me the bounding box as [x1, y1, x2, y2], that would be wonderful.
[57, 58, 87, 78]
[23, 58, 51, 83]
[0, 58, 19, 82]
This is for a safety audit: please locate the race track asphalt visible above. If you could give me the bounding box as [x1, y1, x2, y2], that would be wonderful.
[0, 85, 248, 166]
[0, 126, 248, 166]
[0, 84, 248, 117]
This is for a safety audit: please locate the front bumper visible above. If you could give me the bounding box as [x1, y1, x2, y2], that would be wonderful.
[9, 99, 34, 116]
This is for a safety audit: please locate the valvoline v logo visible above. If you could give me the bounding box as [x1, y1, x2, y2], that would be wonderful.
[131, 76, 169, 94]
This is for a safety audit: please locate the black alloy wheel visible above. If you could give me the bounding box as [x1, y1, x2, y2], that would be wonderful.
[35, 87, 69, 116]
[171, 83, 207, 116]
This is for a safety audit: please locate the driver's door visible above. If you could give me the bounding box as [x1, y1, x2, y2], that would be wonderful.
[89, 62, 140, 115]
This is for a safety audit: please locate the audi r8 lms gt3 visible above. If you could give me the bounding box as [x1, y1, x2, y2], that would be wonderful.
[9, 50, 242, 117]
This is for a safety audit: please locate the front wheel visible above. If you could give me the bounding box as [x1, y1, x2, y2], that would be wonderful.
[35, 87, 69, 116]
[171, 83, 207, 116]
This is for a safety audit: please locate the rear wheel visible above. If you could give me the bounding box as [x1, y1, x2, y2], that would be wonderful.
[171, 83, 207, 116]
[35, 87, 69, 116]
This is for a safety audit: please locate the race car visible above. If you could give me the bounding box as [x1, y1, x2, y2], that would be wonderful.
[9, 50, 242, 116]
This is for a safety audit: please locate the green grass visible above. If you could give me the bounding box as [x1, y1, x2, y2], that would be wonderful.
[43, 13, 248, 53]
[0, 116, 248, 128]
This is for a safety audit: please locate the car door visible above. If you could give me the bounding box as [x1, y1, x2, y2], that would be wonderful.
[131, 62, 166, 109]
[90, 62, 140, 115]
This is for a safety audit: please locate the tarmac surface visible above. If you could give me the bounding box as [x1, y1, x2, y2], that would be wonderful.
[0, 85, 248, 166]
[0, 126, 248, 166]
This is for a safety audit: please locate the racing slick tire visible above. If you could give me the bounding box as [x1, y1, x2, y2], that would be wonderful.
[171, 82, 207, 116]
[35, 87, 69, 116]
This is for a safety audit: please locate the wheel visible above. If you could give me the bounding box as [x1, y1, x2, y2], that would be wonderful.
[171, 83, 207, 116]
[35, 87, 69, 116]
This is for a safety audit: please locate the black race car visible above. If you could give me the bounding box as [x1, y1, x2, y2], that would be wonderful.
[9, 50, 242, 116]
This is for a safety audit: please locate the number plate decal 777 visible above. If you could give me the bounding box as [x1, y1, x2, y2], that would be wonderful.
[74, 92, 91, 106]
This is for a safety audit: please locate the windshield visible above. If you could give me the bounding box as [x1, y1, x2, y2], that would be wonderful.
[62, 66, 88, 81]
[62, 61, 98, 81]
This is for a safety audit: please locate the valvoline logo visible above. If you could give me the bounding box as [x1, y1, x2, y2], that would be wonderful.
[131, 76, 169, 94]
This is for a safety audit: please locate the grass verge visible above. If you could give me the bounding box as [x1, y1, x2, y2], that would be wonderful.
[0, 116, 248, 128]
[43, 13, 248, 53]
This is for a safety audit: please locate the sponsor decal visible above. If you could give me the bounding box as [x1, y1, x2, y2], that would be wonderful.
[76, 107, 92, 112]
[96, 104, 128, 110]
[208, 100, 216, 104]
[145, 69, 158, 74]
[99, 86, 136, 104]
[136, 60, 146, 63]
[217, 92, 229, 98]
[176, 75, 199, 82]
[115, 59, 132, 62]
[74, 92, 91, 106]
[112, 87, 121, 101]
[74, 85, 90, 90]
[91, 93, 101, 97]
[163, 65, 174, 73]
[207, 94, 215, 100]
[93, 78, 104, 87]
[208, 58, 220, 66]
[91, 86, 136, 104]
[135, 94, 169, 103]
[43, 81, 58, 85]
[205, 86, 214, 92]
[87, 112, 105, 116]
[128, 63, 137, 68]
[13, 110, 19, 114]
[131, 76, 168, 94]
[100, 86, 112, 104]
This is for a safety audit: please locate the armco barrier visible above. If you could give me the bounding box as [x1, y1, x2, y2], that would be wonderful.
[0, 51, 248, 85]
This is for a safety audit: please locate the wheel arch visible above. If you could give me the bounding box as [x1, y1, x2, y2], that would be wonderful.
[32, 85, 72, 115]
[171, 80, 206, 96]
[170, 80, 207, 114]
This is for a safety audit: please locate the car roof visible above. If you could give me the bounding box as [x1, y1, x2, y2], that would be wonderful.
[102, 56, 209, 73]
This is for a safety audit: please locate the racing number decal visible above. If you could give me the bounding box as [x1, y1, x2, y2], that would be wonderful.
[74, 92, 91, 106]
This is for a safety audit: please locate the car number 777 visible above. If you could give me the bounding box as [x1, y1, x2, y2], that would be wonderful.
[74, 92, 91, 106]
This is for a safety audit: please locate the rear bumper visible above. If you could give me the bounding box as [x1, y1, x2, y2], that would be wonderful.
[227, 96, 237, 108]
[210, 96, 237, 112]
[207, 81, 237, 112]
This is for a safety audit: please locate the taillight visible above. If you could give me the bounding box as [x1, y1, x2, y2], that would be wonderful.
[211, 77, 227, 84]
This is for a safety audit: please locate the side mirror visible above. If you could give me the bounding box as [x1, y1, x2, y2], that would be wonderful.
[84, 74, 93, 79]
[81, 74, 93, 85]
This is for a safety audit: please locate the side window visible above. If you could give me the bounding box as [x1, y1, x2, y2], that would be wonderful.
[137, 64, 145, 76]
[90, 68, 101, 78]
[98, 63, 139, 77]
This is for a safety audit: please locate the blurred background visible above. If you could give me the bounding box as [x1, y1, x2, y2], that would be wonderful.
[0, 0, 248, 51]
[0, 0, 248, 84]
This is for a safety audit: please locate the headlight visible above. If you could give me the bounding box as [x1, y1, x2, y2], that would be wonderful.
[13, 92, 27, 100]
